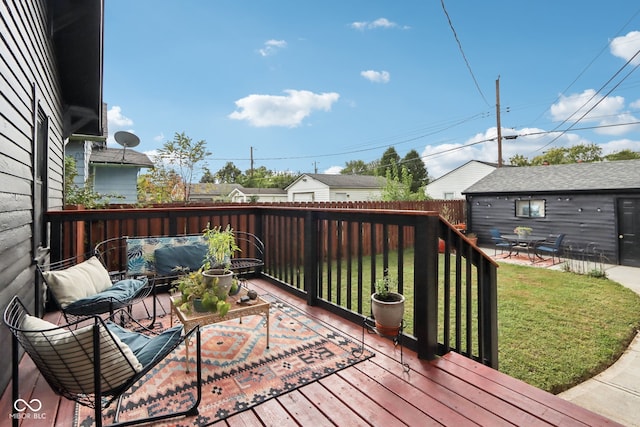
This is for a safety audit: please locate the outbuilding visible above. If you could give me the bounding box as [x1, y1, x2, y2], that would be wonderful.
[463, 160, 640, 267]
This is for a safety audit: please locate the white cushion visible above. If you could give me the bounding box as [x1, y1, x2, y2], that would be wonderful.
[21, 315, 142, 394]
[42, 256, 112, 308]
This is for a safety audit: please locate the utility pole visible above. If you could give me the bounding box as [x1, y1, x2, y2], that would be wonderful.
[250, 146, 254, 179]
[312, 161, 319, 173]
[496, 77, 503, 167]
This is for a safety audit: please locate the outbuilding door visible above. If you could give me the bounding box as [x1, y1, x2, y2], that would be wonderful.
[617, 198, 640, 267]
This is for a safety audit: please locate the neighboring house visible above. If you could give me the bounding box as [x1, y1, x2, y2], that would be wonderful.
[286, 174, 386, 202]
[463, 160, 640, 267]
[229, 187, 288, 203]
[0, 0, 104, 391]
[425, 160, 498, 200]
[66, 138, 153, 204]
[189, 183, 244, 202]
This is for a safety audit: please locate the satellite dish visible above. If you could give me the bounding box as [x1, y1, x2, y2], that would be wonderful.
[114, 131, 140, 161]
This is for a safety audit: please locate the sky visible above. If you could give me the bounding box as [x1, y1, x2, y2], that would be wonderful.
[104, 1, 640, 180]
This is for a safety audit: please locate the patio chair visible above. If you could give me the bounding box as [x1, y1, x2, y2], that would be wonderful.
[37, 253, 157, 328]
[4, 296, 202, 427]
[490, 228, 513, 255]
[535, 233, 566, 264]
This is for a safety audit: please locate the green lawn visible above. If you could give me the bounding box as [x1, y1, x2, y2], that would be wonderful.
[496, 262, 640, 393]
[319, 253, 640, 394]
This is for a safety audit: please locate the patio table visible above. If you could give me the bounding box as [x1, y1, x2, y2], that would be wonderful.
[501, 234, 549, 263]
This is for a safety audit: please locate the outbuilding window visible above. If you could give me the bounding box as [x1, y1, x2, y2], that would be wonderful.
[515, 199, 546, 218]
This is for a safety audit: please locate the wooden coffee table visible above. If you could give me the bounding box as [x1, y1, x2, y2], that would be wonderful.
[170, 287, 270, 371]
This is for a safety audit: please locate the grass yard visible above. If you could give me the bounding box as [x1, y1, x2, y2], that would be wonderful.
[496, 262, 640, 393]
[318, 251, 640, 394]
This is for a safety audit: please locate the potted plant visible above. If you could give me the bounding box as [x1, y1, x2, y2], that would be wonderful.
[514, 226, 533, 238]
[172, 269, 231, 315]
[371, 273, 405, 337]
[201, 224, 241, 298]
[466, 232, 478, 246]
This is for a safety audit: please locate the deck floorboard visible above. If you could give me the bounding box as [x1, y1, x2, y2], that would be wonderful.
[0, 278, 621, 426]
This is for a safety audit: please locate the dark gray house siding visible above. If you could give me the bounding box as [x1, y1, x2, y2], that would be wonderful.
[464, 160, 640, 267]
[0, 0, 104, 392]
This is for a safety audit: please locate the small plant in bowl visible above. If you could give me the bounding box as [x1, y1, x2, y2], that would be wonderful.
[172, 268, 231, 315]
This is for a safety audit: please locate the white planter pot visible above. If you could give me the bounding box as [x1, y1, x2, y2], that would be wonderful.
[202, 269, 234, 300]
[371, 292, 405, 336]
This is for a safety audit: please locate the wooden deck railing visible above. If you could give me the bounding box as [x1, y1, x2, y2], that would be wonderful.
[45, 205, 498, 367]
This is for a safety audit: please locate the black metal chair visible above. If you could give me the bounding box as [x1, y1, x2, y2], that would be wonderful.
[490, 228, 513, 255]
[4, 296, 202, 427]
[37, 253, 157, 327]
[535, 233, 566, 264]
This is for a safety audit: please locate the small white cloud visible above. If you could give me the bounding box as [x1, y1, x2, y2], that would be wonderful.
[229, 89, 340, 127]
[361, 70, 390, 83]
[258, 39, 287, 57]
[324, 166, 343, 174]
[350, 17, 406, 30]
[370, 18, 395, 29]
[153, 133, 165, 142]
[107, 106, 133, 128]
[610, 31, 640, 64]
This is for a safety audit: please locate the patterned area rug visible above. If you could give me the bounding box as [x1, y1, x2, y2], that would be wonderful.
[75, 295, 374, 426]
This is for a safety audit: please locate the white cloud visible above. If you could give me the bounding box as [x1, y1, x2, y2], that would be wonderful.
[324, 166, 342, 174]
[599, 138, 640, 154]
[153, 132, 165, 142]
[421, 126, 589, 179]
[258, 39, 287, 57]
[350, 17, 408, 30]
[610, 31, 640, 64]
[550, 89, 639, 135]
[361, 70, 390, 83]
[107, 105, 133, 128]
[228, 89, 340, 127]
[106, 105, 134, 146]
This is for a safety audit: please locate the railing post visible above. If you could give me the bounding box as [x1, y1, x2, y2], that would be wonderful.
[414, 215, 439, 359]
[304, 211, 318, 306]
[482, 264, 499, 368]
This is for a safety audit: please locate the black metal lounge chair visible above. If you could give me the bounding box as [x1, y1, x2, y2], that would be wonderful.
[4, 296, 201, 427]
[37, 253, 157, 327]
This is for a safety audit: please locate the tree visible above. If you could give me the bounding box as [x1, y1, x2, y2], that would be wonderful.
[605, 149, 640, 161]
[156, 131, 211, 201]
[215, 162, 242, 183]
[511, 143, 604, 166]
[508, 154, 530, 166]
[402, 149, 428, 192]
[378, 147, 400, 177]
[200, 167, 216, 183]
[380, 164, 426, 201]
[137, 163, 182, 204]
[341, 160, 374, 175]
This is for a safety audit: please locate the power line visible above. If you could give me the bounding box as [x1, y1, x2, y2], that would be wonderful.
[440, 0, 491, 107]
[533, 49, 640, 154]
[527, 6, 640, 127]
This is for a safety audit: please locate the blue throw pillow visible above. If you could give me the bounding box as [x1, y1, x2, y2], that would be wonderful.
[64, 278, 148, 315]
[154, 244, 207, 276]
[108, 323, 184, 367]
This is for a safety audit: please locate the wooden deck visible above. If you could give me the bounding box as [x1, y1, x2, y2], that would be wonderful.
[1, 278, 621, 427]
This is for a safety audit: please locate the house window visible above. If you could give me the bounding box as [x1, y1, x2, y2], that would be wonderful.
[443, 192, 455, 200]
[515, 199, 546, 218]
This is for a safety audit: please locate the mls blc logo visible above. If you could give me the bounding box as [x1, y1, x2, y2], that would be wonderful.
[11, 398, 46, 420]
